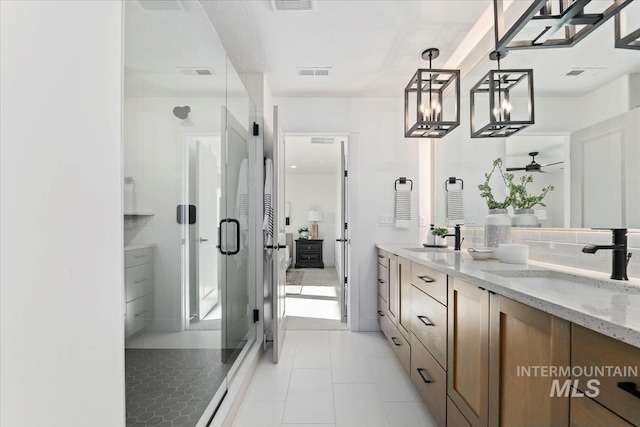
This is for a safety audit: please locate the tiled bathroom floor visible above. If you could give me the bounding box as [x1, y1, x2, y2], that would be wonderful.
[232, 330, 438, 427]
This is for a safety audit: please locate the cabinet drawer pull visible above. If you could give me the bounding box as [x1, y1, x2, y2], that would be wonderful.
[378, 279, 384, 284]
[134, 279, 148, 284]
[377, 310, 384, 317]
[134, 255, 146, 259]
[618, 382, 640, 399]
[417, 275, 435, 283]
[416, 368, 432, 384]
[391, 337, 401, 346]
[134, 311, 148, 317]
[417, 315, 434, 326]
[377, 254, 384, 258]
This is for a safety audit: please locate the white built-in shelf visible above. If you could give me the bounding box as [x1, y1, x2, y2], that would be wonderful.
[123, 211, 154, 216]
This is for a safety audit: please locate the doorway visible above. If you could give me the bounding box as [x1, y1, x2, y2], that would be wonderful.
[283, 134, 349, 330]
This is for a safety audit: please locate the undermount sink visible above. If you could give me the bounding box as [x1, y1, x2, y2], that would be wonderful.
[484, 269, 640, 294]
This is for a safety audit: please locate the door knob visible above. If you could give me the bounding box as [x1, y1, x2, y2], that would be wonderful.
[200, 238, 208, 242]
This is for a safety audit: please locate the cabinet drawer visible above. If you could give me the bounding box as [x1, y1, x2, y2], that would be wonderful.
[125, 247, 153, 268]
[447, 398, 472, 427]
[125, 263, 153, 302]
[377, 295, 386, 330]
[298, 242, 321, 252]
[378, 263, 388, 301]
[377, 248, 386, 266]
[411, 262, 447, 305]
[298, 253, 320, 262]
[572, 325, 640, 425]
[125, 296, 149, 337]
[410, 339, 446, 427]
[386, 319, 410, 376]
[570, 396, 634, 427]
[411, 286, 447, 369]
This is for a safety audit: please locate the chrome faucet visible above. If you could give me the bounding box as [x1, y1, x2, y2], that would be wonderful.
[443, 224, 464, 251]
[582, 228, 632, 280]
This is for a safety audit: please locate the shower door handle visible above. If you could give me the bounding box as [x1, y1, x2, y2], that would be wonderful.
[217, 219, 227, 255]
[227, 219, 241, 256]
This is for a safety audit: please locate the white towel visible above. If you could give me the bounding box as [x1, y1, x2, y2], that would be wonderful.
[263, 159, 274, 251]
[394, 188, 412, 229]
[446, 189, 464, 225]
[235, 159, 249, 231]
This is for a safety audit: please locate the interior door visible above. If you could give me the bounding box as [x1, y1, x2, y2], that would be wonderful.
[340, 139, 348, 322]
[272, 105, 288, 363]
[196, 141, 219, 321]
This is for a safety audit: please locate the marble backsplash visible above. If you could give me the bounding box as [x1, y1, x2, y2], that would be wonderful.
[461, 227, 640, 279]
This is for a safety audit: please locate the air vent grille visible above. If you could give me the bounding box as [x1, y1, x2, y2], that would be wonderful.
[297, 67, 332, 77]
[271, 0, 313, 11]
[138, 0, 185, 11]
[311, 137, 335, 144]
[177, 67, 215, 76]
[566, 70, 585, 76]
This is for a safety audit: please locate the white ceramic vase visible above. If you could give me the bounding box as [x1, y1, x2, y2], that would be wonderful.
[512, 208, 538, 227]
[484, 209, 511, 248]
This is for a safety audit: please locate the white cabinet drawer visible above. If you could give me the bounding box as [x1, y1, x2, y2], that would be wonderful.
[125, 247, 153, 268]
[125, 263, 152, 302]
[125, 296, 150, 337]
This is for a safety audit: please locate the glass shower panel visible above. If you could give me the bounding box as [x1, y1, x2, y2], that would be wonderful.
[123, 2, 256, 426]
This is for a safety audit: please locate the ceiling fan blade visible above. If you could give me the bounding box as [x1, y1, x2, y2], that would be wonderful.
[506, 167, 526, 171]
[541, 161, 564, 167]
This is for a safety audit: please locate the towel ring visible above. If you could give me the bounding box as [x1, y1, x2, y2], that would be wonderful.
[395, 177, 413, 191]
[445, 177, 463, 192]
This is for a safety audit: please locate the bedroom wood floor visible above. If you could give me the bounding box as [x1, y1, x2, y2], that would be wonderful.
[286, 267, 347, 331]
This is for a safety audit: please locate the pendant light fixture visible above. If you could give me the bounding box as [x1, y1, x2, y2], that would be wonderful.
[404, 48, 460, 138]
[615, 5, 640, 50]
[470, 50, 534, 138]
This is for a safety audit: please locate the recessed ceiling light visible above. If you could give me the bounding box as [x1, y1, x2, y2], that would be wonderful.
[291, 165, 297, 169]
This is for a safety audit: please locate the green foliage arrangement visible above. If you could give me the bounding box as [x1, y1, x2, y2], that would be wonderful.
[478, 158, 515, 209]
[432, 227, 449, 237]
[511, 175, 554, 209]
[478, 158, 554, 210]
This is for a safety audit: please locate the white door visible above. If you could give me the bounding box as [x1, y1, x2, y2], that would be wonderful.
[272, 105, 288, 363]
[339, 139, 348, 322]
[196, 141, 219, 321]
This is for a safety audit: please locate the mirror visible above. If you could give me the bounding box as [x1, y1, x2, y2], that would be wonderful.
[433, 7, 640, 229]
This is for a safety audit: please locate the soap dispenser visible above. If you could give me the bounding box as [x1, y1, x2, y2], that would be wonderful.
[426, 224, 435, 246]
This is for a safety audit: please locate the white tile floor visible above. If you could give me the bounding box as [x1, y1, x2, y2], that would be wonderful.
[232, 330, 439, 427]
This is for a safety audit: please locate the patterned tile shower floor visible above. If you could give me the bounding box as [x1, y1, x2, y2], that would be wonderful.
[125, 348, 234, 427]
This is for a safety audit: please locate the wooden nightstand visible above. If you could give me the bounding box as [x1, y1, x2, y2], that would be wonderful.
[295, 239, 324, 269]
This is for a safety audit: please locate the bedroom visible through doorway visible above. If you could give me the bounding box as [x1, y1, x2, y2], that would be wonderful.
[284, 134, 348, 330]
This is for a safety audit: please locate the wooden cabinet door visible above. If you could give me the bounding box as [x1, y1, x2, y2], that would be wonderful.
[387, 254, 399, 325]
[488, 294, 570, 427]
[448, 278, 489, 427]
[398, 256, 412, 339]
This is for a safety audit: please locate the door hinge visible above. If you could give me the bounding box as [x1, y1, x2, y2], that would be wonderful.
[344, 222, 348, 230]
[344, 170, 348, 177]
[344, 276, 348, 284]
[253, 309, 259, 323]
[253, 122, 259, 136]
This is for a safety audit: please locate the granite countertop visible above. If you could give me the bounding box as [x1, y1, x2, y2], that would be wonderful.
[124, 243, 157, 251]
[377, 244, 640, 348]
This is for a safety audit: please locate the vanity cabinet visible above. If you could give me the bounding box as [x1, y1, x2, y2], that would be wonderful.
[125, 246, 154, 338]
[447, 277, 490, 427]
[488, 294, 570, 427]
[571, 324, 640, 425]
[570, 396, 634, 427]
[387, 254, 399, 326]
[377, 249, 388, 330]
[398, 256, 412, 340]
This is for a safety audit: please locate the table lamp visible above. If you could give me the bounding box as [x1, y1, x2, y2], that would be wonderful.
[307, 210, 323, 239]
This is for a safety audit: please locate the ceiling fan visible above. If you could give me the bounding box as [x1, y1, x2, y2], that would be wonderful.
[506, 151, 563, 173]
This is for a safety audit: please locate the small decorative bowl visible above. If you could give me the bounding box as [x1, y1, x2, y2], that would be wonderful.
[467, 247, 493, 260]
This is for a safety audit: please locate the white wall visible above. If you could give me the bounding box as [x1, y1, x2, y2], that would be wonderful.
[285, 173, 338, 266]
[0, 2, 125, 426]
[275, 97, 420, 331]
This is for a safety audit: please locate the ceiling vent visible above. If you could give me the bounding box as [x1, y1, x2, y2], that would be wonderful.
[137, 0, 187, 11]
[310, 137, 335, 144]
[563, 67, 606, 77]
[176, 67, 215, 76]
[270, 0, 313, 11]
[297, 67, 332, 77]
